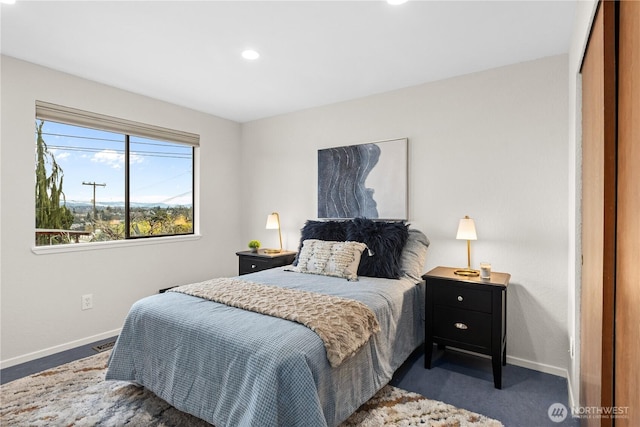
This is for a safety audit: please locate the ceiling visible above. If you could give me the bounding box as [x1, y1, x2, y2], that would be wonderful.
[1, 1, 576, 123]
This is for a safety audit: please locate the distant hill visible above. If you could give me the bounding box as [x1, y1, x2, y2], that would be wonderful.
[65, 200, 191, 209]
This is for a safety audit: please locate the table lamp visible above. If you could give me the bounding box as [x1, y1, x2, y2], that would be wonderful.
[454, 215, 479, 277]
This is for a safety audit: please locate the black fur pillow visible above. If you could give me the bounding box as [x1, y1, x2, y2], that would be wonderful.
[346, 218, 409, 279]
[293, 220, 348, 265]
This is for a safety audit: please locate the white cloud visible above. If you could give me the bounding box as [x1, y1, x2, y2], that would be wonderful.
[92, 150, 122, 169]
[91, 150, 143, 169]
[49, 148, 70, 161]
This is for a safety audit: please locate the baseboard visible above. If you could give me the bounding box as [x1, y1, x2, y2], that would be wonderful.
[442, 346, 568, 378]
[0, 328, 121, 370]
[506, 354, 567, 378]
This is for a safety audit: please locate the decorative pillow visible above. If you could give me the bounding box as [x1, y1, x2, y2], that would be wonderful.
[293, 220, 348, 265]
[289, 239, 367, 281]
[400, 229, 430, 282]
[345, 218, 409, 279]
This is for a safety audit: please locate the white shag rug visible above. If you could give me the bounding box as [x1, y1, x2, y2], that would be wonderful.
[0, 351, 503, 426]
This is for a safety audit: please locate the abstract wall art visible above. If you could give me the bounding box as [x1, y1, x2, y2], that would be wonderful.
[317, 138, 408, 220]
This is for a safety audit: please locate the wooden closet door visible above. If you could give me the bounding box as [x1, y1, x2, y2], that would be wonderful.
[580, 2, 616, 426]
[616, 1, 640, 424]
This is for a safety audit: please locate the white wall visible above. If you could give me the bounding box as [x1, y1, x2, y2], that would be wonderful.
[1, 53, 573, 377]
[0, 56, 243, 366]
[240, 55, 570, 375]
[566, 0, 599, 409]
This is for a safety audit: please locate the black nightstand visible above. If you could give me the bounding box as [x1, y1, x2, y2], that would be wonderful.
[423, 266, 510, 389]
[236, 250, 297, 275]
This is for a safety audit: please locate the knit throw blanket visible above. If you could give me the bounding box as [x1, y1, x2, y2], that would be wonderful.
[169, 278, 380, 367]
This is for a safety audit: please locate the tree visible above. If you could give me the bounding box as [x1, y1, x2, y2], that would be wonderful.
[35, 120, 73, 244]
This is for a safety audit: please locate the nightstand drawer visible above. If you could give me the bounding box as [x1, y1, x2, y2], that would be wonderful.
[239, 257, 272, 274]
[433, 306, 492, 349]
[433, 282, 492, 313]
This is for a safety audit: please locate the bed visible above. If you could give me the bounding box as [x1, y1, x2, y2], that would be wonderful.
[106, 219, 429, 427]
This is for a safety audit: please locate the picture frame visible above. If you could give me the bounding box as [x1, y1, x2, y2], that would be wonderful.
[317, 137, 408, 220]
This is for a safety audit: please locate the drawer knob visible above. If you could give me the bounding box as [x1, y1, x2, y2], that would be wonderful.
[251, 264, 256, 269]
[454, 322, 468, 330]
[457, 295, 464, 302]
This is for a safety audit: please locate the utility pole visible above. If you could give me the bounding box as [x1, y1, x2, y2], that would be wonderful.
[82, 181, 106, 219]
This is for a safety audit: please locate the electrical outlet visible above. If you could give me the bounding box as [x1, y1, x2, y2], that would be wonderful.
[81, 294, 93, 310]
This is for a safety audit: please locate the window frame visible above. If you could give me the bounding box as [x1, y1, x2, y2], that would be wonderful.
[34, 101, 199, 250]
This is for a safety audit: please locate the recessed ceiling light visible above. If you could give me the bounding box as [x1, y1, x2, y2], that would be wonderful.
[0, 0, 17, 4]
[387, 0, 408, 5]
[242, 50, 260, 60]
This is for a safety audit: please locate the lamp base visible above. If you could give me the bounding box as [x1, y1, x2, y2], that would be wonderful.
[263, 248, 282, 254]
[454, 268, 480, 277]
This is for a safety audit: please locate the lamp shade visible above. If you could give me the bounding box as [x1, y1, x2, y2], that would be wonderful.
[264, 212, 283, 253]
[456, 216, 477, 240]
[266, 212, 280, 230]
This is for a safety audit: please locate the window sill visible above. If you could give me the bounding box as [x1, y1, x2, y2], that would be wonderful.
[31, 234, 202, 255]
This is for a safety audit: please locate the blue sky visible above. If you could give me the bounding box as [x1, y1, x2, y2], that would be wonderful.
[38, 121, 193, 206]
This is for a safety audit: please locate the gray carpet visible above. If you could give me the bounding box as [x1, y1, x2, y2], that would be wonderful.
[390, 348, 579, 427]
[1, 338, 577, 426]
[0, 350, 503, 426]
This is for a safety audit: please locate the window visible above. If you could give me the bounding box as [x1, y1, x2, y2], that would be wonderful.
[35, 101, 198, 246]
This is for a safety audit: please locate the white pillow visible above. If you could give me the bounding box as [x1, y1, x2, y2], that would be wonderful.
[290, 239, 367, 281]
[400, 229, 430, 282]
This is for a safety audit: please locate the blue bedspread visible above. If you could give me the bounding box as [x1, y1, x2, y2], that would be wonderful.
[106, 267, 424, 427]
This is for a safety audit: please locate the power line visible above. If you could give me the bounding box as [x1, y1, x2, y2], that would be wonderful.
[46, 145, 192, 159]
[40, 131, 123, 144]
[161, 191, 193, 204]
[133, 170, 192, 192]
[40, 131, 189, 149]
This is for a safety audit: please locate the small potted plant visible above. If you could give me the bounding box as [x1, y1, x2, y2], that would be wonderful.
[248, 240, 261, 253]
